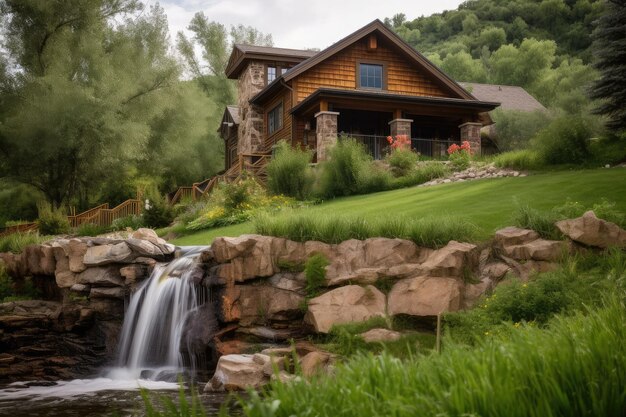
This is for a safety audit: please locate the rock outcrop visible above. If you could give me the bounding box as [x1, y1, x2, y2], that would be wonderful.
[556, 210, 626, 248]
[0, 229, 175, 382]
[305, 285, 386, 333]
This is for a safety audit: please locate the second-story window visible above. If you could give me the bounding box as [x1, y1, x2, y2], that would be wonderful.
[268, 102, 283, 135]
[267, 66, 277, 83]
[359, 63, 383, 89]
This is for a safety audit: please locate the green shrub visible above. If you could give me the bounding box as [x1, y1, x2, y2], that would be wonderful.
[532, 116, 593, 165]
[0, 232, 48, 254]
[356, 163, 392, 194]
[75, 222, 110, 237]
[386, 149, 418, 177]
[491, 109, 554, 151]
[304, 253, 329, 296]
[318, 138, 371, 198]
[448, 149, 471, 171]
[0, 183, 41, 227]
[390, 163, 449, 188]
[493, 149, 544, 170]
[143, 196, 175, 228]
[36, 202, 70, 235]
[267, 141, 313, 200]
[110, 214, 145, 231]
[588, 134, 626, 165]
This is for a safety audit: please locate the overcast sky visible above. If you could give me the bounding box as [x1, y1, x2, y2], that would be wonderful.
[150, 0, 465, 50]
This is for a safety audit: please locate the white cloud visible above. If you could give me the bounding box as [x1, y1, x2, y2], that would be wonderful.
[151, 0, 464, 49]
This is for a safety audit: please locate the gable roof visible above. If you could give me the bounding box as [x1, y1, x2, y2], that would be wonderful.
[282, 20, 475, 100]
[226, 44, 318, 79]
[226, 105, 240, 125]
[460, 83, 546, 112]
[250, 19, 478, 105]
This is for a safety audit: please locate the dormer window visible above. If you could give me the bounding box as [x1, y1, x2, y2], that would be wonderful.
[267, 66, 277, 83]
[359, 63, 383, 89]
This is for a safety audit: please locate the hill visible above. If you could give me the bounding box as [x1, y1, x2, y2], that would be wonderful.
[171, 168, 626, 245]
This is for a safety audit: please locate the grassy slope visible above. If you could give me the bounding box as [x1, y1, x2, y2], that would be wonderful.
[172, 168, 626, 245]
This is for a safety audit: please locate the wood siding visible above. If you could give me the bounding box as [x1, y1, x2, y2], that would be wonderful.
[294, 37, 451, 103]
[263, 89, 293, 152]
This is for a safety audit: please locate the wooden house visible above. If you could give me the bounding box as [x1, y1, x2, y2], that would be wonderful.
[220, 19, 500, 170]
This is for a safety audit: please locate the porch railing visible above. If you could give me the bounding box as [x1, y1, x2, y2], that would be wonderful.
[346, 134, 459, 159]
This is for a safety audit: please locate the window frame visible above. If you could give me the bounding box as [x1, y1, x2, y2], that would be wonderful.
[267, 65, 277, 84]
[356, 60, 387, 90]
[267, 101, 283, 136]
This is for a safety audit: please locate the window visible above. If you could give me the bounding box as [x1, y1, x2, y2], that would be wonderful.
[359, 63, 383, 89]
[267, 66, 277, 83]
[268, 103, 283, 135]
[281, 67, 289, 75]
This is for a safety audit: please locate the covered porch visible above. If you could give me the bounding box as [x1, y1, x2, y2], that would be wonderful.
[290, 88, 499, 161]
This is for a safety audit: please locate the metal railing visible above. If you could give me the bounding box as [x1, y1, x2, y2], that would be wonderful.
[411, 138, 458, 158]
[344, 134, 459, 159]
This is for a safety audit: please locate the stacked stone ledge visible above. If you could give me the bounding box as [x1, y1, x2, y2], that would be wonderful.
[0, 228, 175, 382]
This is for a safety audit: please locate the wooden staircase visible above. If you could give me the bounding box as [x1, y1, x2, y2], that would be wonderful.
[168, 153, 271, 206]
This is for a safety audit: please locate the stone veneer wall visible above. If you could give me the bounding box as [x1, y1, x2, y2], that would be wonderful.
[237, 61, 266, 156]
[459, 122, 482, 155]
[389, 118, 413, 138]
[315, 111, 339, 162]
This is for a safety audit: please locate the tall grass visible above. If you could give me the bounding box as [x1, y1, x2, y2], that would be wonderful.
[266, 141, 313, 200]
[238, 299, 626, 417]
[254, 211, 478, 248]
[0, 232, 49, 253]
[493, 149, 544, 170]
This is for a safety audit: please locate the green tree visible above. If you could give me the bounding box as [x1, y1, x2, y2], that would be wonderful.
[0, 1, 215, 207]
[590, 0, 626, 132]
[441, 51, 488, 82]
[176, 13, 273, 107]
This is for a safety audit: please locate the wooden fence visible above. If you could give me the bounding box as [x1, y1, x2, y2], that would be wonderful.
[0, 199, 142, 237]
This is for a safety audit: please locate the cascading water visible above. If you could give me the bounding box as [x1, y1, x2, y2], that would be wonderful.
[108, 247, 212, 382]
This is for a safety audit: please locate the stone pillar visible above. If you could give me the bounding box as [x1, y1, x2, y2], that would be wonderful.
[459, 122, 482, 155]
[388, 118, 413, 138]
[238, 61, 266, 163]
[315, 111, 339, 162]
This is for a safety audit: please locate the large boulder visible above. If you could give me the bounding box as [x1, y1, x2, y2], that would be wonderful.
[501, 239, 567, 262]
[305, 285, 386, 333]
[419, 241, 478, 277]
[24, 245, 56, 276]
[204, 354, 267, 392]
[231, 284, 305, 326]
[494, 227, 540, 247]
[215, 235, 277, 282]
[388, 276, 462, 317]
[83, 243, 133, 266]
[67, 239, 88, 273]
[556, 210, 626, 248]
[77, 266, 124, 287]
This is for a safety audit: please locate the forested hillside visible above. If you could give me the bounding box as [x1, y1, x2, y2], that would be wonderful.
[386, 0, 603, 113]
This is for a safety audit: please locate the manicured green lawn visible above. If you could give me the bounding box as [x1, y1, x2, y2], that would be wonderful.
[172, 168, 626, 245]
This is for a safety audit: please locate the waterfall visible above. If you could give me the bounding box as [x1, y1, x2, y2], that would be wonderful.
[108, 247, 211, 381]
